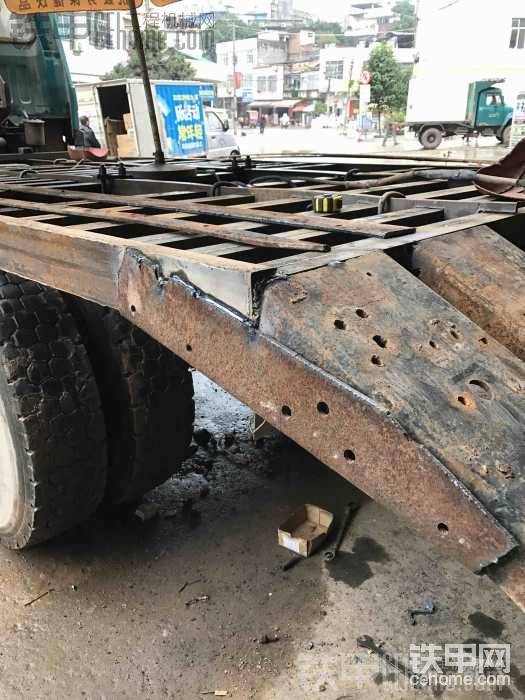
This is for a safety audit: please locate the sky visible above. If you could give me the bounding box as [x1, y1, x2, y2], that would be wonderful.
[293, 0, 347, 22]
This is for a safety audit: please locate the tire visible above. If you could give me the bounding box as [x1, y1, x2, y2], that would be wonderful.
[419, 127, 443, 150]
[0, 274, 107, 550]
[71, 302, 195, 505]
[501, 125, 511, 147]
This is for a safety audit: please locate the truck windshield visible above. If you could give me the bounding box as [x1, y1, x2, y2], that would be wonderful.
[485, 94, 503, 106]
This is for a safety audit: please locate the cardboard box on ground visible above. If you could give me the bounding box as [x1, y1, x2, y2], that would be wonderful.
[278, 505, 334, 557]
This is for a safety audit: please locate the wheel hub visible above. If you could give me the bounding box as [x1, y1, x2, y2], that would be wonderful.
[0, 396, 19, 531]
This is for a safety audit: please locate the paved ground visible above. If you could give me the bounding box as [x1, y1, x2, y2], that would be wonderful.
[0, 373, 523, 699]
[236, 126, 508, 163]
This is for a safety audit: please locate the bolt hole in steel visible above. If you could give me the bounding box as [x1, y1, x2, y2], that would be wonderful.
[130, 304, 136, 314]
[371, 355, 383, 366]
[344, 449, 356, 462]
[366, 272, 372, 277]
[186, 343, 192, 352]
[457, 396, 467, 406]
[479, 337, 488, 345]
[355, 308, 368, 319]
[373, 335, 388, 349]
[450, 329, 460, 340]
[334, 319, 346, 330]
[429, 340, 437, 349]
[281, 405, 292, 417]
[0, 393, 18, 532]
[437, 522, 449, 534]
[317, 401, 330, 416]
[469, 379, 492, 399]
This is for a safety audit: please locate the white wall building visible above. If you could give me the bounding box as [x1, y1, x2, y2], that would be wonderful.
[344, 1, 396, 39]
[58, 7, 225, 85]
[57, 13, 129, 83]
[319, 43, 414, 93]
[407, 0, 525, 123]
[216, 37, 258, 102]
[216, 32, 287, 105]
[253, 64, 284, 101]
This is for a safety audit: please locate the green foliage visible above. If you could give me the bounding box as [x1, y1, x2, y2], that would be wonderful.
[392, 0, 416, 31]
[367, 42, 410, 126]
[104, 27, 195, 81]
[307, 20, 345, 47]
[203, 14, 258, 62]
[314, 100, 327, 116]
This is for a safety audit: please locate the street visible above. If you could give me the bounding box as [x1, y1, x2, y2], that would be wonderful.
[0, 373, 523, 699]
[235, 126, 509, 163]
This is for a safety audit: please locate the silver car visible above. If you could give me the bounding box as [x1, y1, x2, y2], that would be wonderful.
[205, 109, 241, 158]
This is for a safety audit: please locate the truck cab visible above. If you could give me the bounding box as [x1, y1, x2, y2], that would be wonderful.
[466, 79, 513, 142]
[408, 78, 514, 149]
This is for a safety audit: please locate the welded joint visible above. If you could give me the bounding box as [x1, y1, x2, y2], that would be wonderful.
[118, 248, 517, 574]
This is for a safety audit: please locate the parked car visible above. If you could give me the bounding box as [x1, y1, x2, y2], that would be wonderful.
[205, 108, 241, 157]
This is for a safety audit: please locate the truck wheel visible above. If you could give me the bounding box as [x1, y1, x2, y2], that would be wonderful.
[71, 302, 195, 505]
[419, 127, 443, 149]
[0, 274, 107, 550]
[501, 125, 511, 147]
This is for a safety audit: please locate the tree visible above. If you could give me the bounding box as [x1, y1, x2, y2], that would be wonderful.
[203, 14, 257, 62]
[104, 26, 195, 81]
[392, 0, 416, 31]
[307, 20, 346, 47]
[367, 42, 410, 131]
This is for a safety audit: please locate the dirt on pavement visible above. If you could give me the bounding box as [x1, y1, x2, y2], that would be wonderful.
[0, 373, 523, 699]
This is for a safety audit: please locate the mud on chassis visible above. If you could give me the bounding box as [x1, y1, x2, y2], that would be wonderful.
[0, 163, 522, 614]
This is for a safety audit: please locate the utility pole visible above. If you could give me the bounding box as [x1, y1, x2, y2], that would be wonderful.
[232, 20, 238, 134]
[127, 0, 165, 165]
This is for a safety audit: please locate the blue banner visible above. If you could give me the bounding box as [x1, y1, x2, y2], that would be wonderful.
[155, 83, 208, 157]
[199, 84, 216, 101]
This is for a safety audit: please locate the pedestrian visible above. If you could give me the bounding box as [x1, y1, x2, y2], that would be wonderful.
[382, 112, 398, 147]
[75, 116, 101, 149]
[259, 115, 267, 135]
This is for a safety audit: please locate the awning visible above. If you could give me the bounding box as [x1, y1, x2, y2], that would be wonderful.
[249, 100, 301, 109]
[291, 102, 315, 113]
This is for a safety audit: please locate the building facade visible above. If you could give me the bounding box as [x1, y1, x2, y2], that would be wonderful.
[407, 0, 525, 122]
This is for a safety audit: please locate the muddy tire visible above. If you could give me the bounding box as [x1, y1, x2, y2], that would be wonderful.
[419, 127, 443, 150]
[71, 302, 195, 505]
[0, 274, 107, 550]
[501, 125, 511, 147]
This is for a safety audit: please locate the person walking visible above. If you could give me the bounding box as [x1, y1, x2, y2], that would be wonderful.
[382, 112, 398, 147]
[259, 115, 267, 135]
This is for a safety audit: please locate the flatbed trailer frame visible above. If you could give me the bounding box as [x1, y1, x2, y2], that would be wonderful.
[0, 154, 523, 612]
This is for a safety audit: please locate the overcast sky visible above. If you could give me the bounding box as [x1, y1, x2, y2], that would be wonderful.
[293, 0, 347, 21]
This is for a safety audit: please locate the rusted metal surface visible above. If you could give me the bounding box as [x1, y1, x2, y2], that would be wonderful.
[414, 225, 525, 362]
[0, 160, 523, 607]
[487, 552, 525, 612]
[0, 195, 328, 253]
[259, 251, 525, 567]
[116, 248, 516, 573]
[0, 183, 416, 239]
[475, 139, 525, 200]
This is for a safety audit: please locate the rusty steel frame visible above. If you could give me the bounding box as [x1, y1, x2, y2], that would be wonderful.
[118, 249, 515, 573]
[0, 156, 523, 610]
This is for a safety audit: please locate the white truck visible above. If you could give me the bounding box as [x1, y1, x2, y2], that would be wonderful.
[75, 78, 240, 159]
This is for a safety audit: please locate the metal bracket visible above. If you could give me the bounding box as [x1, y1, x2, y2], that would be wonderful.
[117, 248, 516, 573]
[476, 201, 519, 214]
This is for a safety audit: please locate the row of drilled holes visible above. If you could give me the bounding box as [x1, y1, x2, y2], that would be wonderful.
[334, 311, 388, 367]
[280, 402, 356, 462]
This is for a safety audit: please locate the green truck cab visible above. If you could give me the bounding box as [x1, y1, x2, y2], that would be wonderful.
[0, 8, 77, 153]
[410, 79, 514, 150]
